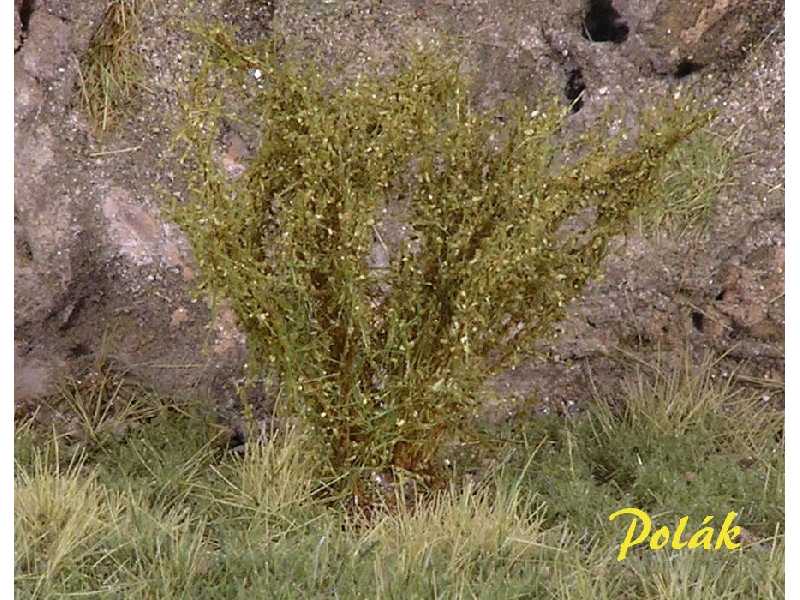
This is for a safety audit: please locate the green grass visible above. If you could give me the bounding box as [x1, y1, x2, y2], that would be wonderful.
[15, 356, 783, 598]
[638, 126, 740, 237]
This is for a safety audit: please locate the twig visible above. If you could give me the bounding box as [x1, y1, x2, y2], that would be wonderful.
[89, 146, 141, 157]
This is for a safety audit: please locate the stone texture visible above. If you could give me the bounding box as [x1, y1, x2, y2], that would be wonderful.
[14, 60, 44, 125]
[13, 1, 247, 411]
[12, 0, 783, 423]
[14, 123, 77, 330]
[634, 0, 783, 73]
[14, 346, 68, 404]
[14, 4, 22, 52]
[100, 188, 192, 272]
[20, 11, 71, 81]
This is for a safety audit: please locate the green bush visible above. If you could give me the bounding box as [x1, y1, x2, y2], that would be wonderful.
[173, 26, 710, 498]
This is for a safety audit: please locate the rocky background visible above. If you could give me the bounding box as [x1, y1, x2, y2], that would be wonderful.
[14, 0, 784, 421]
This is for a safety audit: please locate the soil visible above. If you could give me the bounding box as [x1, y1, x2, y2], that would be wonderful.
[14, 0, 784, 426]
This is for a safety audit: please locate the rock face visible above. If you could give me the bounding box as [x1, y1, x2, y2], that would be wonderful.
[13, 1, 251, 409]
[14, 6, 22, 52]
[640, 0, 783, 74]
[21, 11, 71, 80]
[13, 0, 783, 417]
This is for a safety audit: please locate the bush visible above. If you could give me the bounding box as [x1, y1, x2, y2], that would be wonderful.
[173, 26, 710, 499]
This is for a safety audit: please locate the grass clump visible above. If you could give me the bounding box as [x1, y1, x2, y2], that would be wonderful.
[639, 125, 738, 236]
[15, 447, 124, 595]
[502, 354, 784, 544]
[173, 26, 711, 495]
[77, 0, 147, 133]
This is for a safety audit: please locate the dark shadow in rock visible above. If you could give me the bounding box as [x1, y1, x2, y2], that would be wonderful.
[565, 67, 586, 113]
[67, 343, 91, 358]
[583, 0, 629, 44]
[20, 0, 36, 33]
[16, 237, 34, 262]
[691, 310, 705, 332]
[674, 59, 704, 79]
[225, 0, 275, 43]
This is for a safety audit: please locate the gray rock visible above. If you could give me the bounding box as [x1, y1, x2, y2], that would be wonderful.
[634, 0, 783, 74]
[14, 345, 67, 404]
[14, 5, 22, 52]
[14, 59, 44, 125]
[20, 11, 71, 82]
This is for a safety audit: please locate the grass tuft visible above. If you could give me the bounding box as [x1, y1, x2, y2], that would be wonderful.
[15, 446, 124, 595]
[77, 0, 147, 133]
[639, 126, 740, 236]
[501, 352, 784, 545]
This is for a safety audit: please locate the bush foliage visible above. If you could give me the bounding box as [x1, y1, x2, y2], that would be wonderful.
[174, 26, 710, 495]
